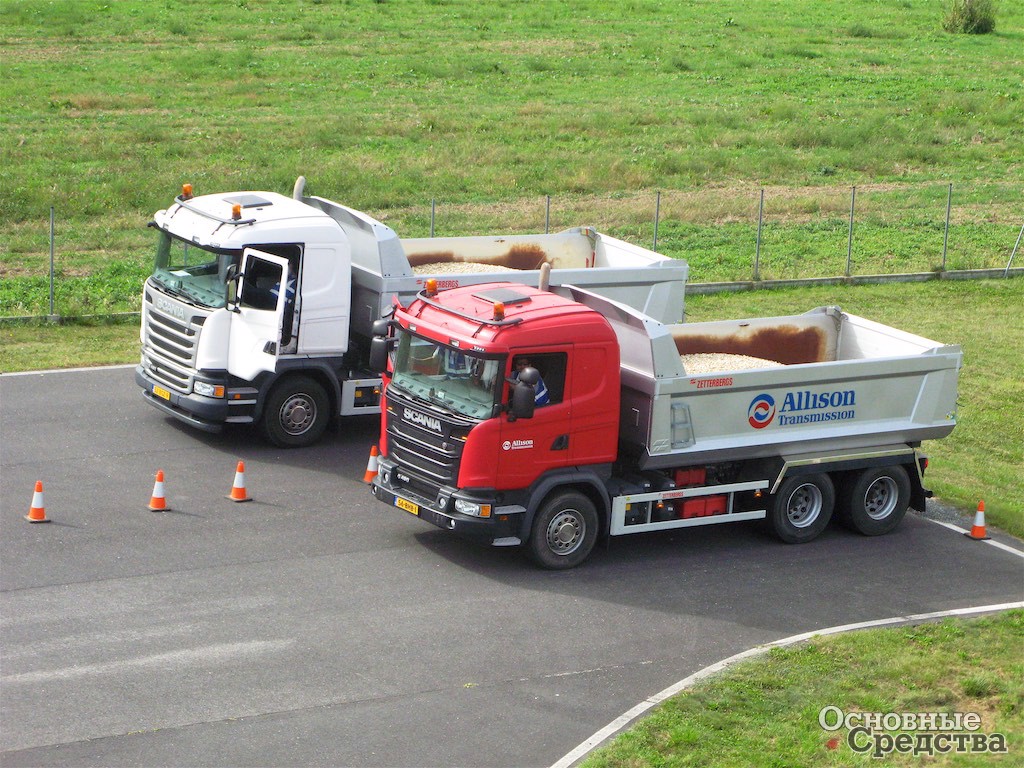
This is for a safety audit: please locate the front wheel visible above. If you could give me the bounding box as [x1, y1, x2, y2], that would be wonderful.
[260, 376, 330, 448]
[527, 491, 599, 570]
[769, 473, 835, 544]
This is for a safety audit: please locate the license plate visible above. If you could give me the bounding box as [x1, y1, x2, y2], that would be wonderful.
[153, 385, 171, 401]
[395, 496, 419, 516]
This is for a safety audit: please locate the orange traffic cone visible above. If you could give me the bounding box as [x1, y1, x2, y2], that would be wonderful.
[363, 445, 380, 483]
[25, 481, 50, 523]
[148, 470, 169, 511]
[228, 460, 252, 502]
[966, 500, 990, 540]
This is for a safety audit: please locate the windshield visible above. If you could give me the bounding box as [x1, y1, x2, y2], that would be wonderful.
[390, 329, 504, 420]
[150, 230, 239, 308]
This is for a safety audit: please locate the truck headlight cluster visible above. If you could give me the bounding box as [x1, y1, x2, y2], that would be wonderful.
[454, 499, 492, 518]
[193, 381, 225, 398]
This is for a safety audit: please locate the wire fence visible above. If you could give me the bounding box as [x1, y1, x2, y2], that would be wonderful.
[2, 182, 1021, 323]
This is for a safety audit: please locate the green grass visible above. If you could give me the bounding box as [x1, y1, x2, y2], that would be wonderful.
[584, 610, 1024, 767]
[2, 1, 1022, 316]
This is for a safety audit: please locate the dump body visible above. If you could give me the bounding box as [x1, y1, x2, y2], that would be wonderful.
[303, 193, 688, 342]
[568, 288, 962, 468]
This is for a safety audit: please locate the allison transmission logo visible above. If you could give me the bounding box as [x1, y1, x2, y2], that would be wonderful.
[748, 389, 857, 429]
[748, 394, 776, 429]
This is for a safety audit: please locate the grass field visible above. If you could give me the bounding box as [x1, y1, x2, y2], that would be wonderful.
[2, 0, 1023, 315]
[584, 610, 1024, 767]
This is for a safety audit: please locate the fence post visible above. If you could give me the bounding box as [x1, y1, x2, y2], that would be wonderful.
[754, 189, 764, 281]
[942, 183, 952, 271]
[545, 195, 551, 234]
[430, 199, 436, 238]
[846, 186, 856, 277]
[1005, 221, 1024, 277]
[653, 191, 661, 250]
[49, 206, 56, 318]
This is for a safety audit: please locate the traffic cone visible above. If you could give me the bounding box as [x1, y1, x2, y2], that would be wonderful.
[363, 445, 380, 484]
[228, 460, 252, 502]
[148, 470, 169, 511]
[25, 481, 50, 523]
[965, 500, 990, 540]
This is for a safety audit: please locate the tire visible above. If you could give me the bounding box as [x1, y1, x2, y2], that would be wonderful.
[260, 376, 329, 448]
[838, 465, 910, 536]
[527, 491, 599, 570]
[770, 473, 835, 544]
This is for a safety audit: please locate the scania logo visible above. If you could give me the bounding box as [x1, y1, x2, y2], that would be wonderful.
[403, 407, 443, 434]
[155, 296, 186, 320]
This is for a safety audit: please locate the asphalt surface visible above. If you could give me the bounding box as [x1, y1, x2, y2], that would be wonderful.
[2, 366, 1022, 767]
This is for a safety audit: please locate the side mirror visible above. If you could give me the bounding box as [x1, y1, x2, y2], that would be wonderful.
[509, 367, 539, 420]
[225, 263, 240, 311]
[369, 336, 391, 374]
[371, 318, 392, 337]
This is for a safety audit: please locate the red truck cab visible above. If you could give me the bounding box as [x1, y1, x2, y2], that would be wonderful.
[371, 282, 619, 566]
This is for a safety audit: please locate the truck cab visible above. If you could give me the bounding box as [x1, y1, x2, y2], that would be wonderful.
[136, 184, 383, 446]
[372, 282, 620, 561]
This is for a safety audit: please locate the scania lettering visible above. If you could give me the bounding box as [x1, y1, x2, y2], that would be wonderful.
[135, 177, 688, 446]
[370, 281, 961, 568]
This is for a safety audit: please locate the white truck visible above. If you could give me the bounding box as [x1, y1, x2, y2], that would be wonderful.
[135, 178, 688, 446]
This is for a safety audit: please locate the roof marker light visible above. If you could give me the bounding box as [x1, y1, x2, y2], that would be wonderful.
[425, 278, 438, 297]
[181, 183, 193, 200]
[231, 204, 242, 221]
[493, 302, 505, 321]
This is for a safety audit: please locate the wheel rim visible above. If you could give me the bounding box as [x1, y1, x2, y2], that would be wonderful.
[279, 393, 316, 435]
[546, 510, 584, 556]
[863, 476, 898, 520]
[786, 483, 823, 528]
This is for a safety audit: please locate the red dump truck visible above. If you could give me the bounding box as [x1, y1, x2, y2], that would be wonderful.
[368, 280, 962, 568]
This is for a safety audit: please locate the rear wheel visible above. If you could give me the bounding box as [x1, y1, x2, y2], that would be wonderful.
[770, 473, 835, 544]
[260, 376, 329, 448]
[839, 466, 910, 536]
[527, 491, 598, 570]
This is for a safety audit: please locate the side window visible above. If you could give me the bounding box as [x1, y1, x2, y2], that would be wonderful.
[511, 352, 567, 406]
[248, 244, 301, 346]
[239, 258, 283, 311]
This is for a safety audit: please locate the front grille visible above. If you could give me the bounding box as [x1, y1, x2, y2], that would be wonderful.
[385, 389, 474, 490]
[141, 290, 210, 393]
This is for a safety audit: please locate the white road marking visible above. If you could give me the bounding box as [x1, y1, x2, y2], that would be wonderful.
[551, 601, 1024, 768]
[2, 639, 295, 685]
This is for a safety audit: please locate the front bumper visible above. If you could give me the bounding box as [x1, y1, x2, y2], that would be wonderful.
[370, 457, 524, 547]
[135, 365, 229, 433]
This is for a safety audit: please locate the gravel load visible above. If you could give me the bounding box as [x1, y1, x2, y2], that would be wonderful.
[681, 353, 784, 373]
[413, 262, 518, 274]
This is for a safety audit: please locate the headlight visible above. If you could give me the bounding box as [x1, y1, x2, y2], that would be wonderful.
[454, 498, 492, 518]
[194, 381, 225, 398]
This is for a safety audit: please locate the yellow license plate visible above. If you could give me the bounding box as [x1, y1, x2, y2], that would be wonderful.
[153, 385, 171, 401]
[395, 497, 419, 516]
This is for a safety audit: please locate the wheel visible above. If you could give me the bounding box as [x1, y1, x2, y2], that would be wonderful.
[260, 376, 329, 448]
[770, 473, 835, 544]
[527, 491, 599, 570]
[838, 465, 910, 536]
